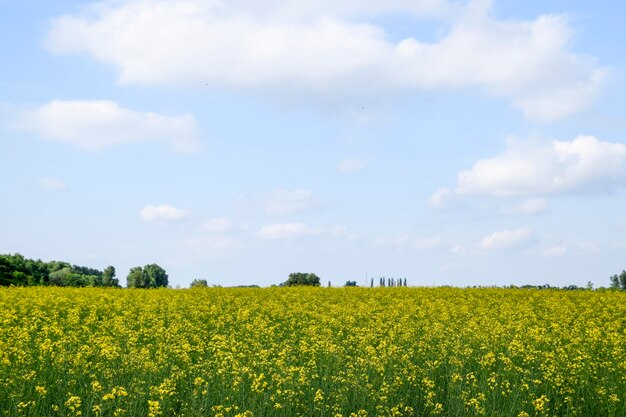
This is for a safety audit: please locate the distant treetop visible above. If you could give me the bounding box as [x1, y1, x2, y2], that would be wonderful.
[282, 272, 321, 287]
[190, 279, 208, 288]
[127, 264, 168, 289]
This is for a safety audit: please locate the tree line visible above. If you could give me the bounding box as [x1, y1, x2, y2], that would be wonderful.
[0, 253, 167, 289]
[610, 270, 626, 290]
[0, 253, 119, 287]
[3, 252, 626, 290]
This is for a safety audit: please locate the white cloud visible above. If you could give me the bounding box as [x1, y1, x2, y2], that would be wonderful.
[480, 227, 530, 250]
[211, 0, 451, 21]
[542, 245, 567, 257]
[45, 0, 606, 120]
[514, 71, 605, 122]
[140, 204, 189, 221]
[200, 217, 233, 233]
[428, 188, 451, 208]
[337, 157, 366, 172]
[37, 177, 67, 191]
[15, 100, 200, 152]
[266, 189, 316, 215]
[257, 223, 320, 239]
[442, 136, 626, 198]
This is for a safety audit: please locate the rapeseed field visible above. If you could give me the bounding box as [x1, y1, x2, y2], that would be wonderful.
[1, 287, 625, 416]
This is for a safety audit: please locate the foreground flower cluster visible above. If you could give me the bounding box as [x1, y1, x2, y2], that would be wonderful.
[1, 287, 625, 416]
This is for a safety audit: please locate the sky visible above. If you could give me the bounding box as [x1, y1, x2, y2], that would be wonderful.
[2, 0, 626, 288]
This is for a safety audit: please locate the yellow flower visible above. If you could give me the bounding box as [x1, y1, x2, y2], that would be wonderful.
[314, 389, 324, 403]
[65, 395, 82, 415]
[112, 386, 127, 397]
[148, 400, 162, 417]
[533, 395, 549, 412]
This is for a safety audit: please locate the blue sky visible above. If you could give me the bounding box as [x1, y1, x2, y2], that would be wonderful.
[2, 0, 626, 287]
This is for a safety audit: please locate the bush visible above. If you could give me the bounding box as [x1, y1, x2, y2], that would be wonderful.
[190, 279, 208, 288]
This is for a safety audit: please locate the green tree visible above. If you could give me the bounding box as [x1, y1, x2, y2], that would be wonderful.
[0, 256, 10, 286]
[344, 280, 357, 287]
[282, 272, 321, 287]
[127, 264, 168, 288]
[144, 264, 168, 288]
[49, 267, 72, 286]
[127, 266, 145, 288]
[190, 279, 208, 288]
[64, 273, 89, 287]
[102, 266, 119, 287]
[0, 253, 113, 287]
[610, 271, 626, 290]
[619, 271, 626, 290]
[88, 274, 103, 287]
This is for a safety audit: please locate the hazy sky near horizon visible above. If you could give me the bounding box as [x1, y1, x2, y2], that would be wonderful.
[2, 0, 626, 287]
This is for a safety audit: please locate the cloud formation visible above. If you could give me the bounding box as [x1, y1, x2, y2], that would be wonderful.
[140, 204, 189, 221]
[45, 0, 606, 120]
[15, 100, 200, 152]
[433, 136, 626, 204]
[428, 188, 452, 208]
[458, 136, 626, 196]
[480, 227, 530, 250]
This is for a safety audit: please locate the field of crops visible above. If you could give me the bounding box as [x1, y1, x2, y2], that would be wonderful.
[1, 287, 625, 417]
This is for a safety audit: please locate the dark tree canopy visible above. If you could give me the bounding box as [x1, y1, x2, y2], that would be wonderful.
[127, 264, 169, 288]
[0, 253, 119, 288]
[144, 264, 168, 287]
[282, 272, 321, 287]
[102, 266, 119, 287]
[127, 267, 144, 288]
